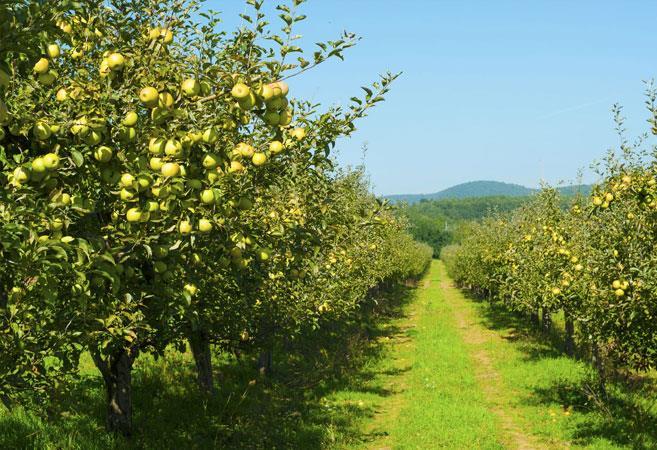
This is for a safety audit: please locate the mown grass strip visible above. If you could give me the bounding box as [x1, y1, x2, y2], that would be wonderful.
[440, 260, 657, 449]
[357, 260, 503, 449]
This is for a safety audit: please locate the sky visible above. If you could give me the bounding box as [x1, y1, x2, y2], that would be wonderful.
[208, 0, 657, 195]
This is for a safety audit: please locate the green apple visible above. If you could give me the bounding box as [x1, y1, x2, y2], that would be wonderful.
[32, 157, 47, 173]
[84, 130, 102, 145]
[202, 126, 219, 144]
[158, 92, 174, 109]
[149, 157, 163, 171]
[231, 83, 250, 100]
[120, 188, 134, 201]
[13, 167, 29, 183]
[42, 153, 60, 169]
[55, 88, 68, 101]
[238, 92, 256, 110]
[126, 208, 142, 222]
[207, 171, 219, 183]
[263, 111, 280, 126]
[258, 84, 274, 101]
[120, 173, 135, 188]
[279, 109, 292, 126]
[146, 200, 160, 212]
[164, 139, 182, 156]
[38, 71, 57, 86]
[149, 137, 165, 154]
[161, 28, 173, 44]
[269, 140, 284, 154]
[202, 153, 220, 169]
[0, 69, 10, 88]
[275, 81, 289, 96]
[107, 53, 125, 70]
[181, 78, 200, 97]
[291, 127, 306, 140]
[200, 189, 215, 204]
[152, 185, 170, 198]
[70, 117, 89, 136]
[32, 122, 52, 140]
[47, 44, 61, 59]
[151, 107, 170, 124]
[139, 86, 159, 107]
[99, 59, 111, 77]
[238, 197, 253, 210]
[33, 58, 49, 74]
[229, 160, 245, 174]
[118, 127, 136, 142]
[50, 218, 64, 231]
[161, 162, 180, 177]
[252, 152, 267, 166]
[198, 219, 213, 232]
[257, 248, 272, 261]
[94, 146, 113, 162]
[123, 111, 138, 126]
[179, 220, 193, 234]
[136, 175, 151, 191]
[184, 283, 199, 295]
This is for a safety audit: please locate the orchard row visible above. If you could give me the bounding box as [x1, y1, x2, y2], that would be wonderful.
[442, 99, 657, 382]
[0, 0, 432, 436]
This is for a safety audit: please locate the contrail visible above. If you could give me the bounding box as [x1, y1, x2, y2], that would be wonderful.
[536, 97, 612, 120]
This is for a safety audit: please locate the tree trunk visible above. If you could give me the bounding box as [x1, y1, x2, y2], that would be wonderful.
[92, 347, 137, 436]
[592, 342, 607, 398]
[189, 329, 214, 395]
[564, 310, 575, 356]
[541, 308, 552, 333]
[0, 394, 12, 411]
[257, 348, 273, 376]
[530, 309, 540, 329]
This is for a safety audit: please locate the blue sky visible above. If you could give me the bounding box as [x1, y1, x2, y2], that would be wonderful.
[210, 0, 657, 195]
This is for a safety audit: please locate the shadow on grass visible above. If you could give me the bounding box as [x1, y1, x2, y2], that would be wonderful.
[461, 290, 657, 449]
[529, 377, 657, 449]
[463, 294, 579, 362]
[0, 285, 416, 450]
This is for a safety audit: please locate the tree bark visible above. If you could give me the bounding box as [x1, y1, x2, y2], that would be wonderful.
[189, 329, 214, 395]
[0, 394, 12, 411]
[541, 308, 552, 333]
[530, 309, 540, 329]
[592, 342, 607, 398]
[257, 348, 273, 376]
[92, 347, 137, 436]
[564, 310, 575, 356]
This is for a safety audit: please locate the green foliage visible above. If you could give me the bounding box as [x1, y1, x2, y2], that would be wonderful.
[442, 92, 657, 374]
[0, 0, 431, 438]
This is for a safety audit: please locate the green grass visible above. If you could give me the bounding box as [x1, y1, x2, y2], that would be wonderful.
[0, 282, 421, 449]
[355, 261, 503, 449]
[4, 260, 657, 449]
[443, 260, 657, 449]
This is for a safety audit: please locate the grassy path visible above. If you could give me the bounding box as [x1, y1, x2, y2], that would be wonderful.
[349, 260, 657, 449]
[3, 260, 656, 448]
[350, 260, 505, 449]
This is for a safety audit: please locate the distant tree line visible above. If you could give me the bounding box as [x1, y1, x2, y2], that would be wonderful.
[398, 195, 578, 255]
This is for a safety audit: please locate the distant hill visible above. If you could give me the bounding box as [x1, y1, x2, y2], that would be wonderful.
[386, 181, 592, 204]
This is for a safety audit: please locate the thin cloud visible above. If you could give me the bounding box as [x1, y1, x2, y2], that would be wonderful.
[536, 98, 612, 120]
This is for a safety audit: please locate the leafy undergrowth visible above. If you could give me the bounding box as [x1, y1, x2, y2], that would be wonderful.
[462, 285, 657, 449]
[0, 282, 419, 450]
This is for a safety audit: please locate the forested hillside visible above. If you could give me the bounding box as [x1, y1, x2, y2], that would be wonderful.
[399, 193, 586, 254]
[387, 181, 591, 204]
